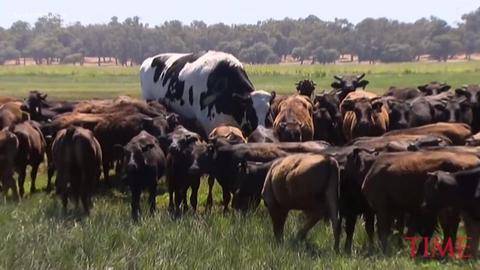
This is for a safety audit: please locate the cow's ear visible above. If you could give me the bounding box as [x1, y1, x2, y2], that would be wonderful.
[372, 100, 383, 112]
[418, 84, 428, 93]
[331, 82, 342, 89]
[455, 88, 469, 97]
[270, 91, 276, 105]
[40, 93, 48, 100]
[356, 80, 369, 89]
[141, 117, 154, 129]
[157, 135, 172, 151]
[440, 84, 451, 93]
[341, 100, 355, 112]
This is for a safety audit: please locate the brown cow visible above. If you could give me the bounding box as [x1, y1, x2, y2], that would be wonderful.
[0, 96, 20, 105]
[273, 95, 314, 142]
[383, 122, 471, 145]
[209, 125, 246, 144]
[12, 121, 46, 197]
[0, 128, 19, 200]
[0, 102, 29, 129]
[340, 91, 389, 141]
[52, 127, 102, 215]
[262, 153, 340, 251]
[74, 96, 166, 117]
[362, 150, 480, 254]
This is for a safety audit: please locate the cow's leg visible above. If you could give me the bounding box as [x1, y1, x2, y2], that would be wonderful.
[297, 210, 321, 240]
[376, 208, 393, 255]
[206, 175, 215, 211]
[415, 210, 436, 258]
[463, 213, 480, 259]
[80, 192, 91, 216]
[174, 188, 185, 216]
[30, 164, 39, 194]
[190, 176, 200, 212]
[326, 192, 341, 253]
[131, 187, 141, 221]
[344, 213, 357, 254]
[167, 175, 174, 213]
[439, 208, 460, 250]
[221, 185, 231, 213]
[3, 169, 19, 201]
[17, 165, 27, 198]
[102, 159, 110, 186]
[364, 211, 375, 254]
[46, 163, 55, 192]
[267, 202, 288, 242]
[149, 183, 157, 216]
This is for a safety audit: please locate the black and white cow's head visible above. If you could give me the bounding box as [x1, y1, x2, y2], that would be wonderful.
[200, 57, 258, 134]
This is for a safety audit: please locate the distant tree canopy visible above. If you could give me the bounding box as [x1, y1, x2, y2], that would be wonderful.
[1, 9, 480, 65]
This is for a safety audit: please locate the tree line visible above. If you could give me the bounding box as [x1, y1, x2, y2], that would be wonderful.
[1, 8, 480, 66]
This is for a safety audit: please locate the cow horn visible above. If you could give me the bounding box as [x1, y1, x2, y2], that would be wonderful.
[357, 73, 365, 80]
[334, 75, 343, 81]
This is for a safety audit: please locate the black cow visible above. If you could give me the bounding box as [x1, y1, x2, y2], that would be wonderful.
[331, 74, 369, 102]
[425, 167, 480, 258]
[313, 91, 344, 145]
[384, 87, 421, 101]
[120, 131, 166, 221]
[456, 84, 480, 132]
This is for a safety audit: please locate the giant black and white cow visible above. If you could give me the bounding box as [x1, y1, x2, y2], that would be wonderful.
[140, 51, 259, 135]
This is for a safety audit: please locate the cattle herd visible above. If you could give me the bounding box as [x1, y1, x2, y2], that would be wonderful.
[1, 51, 480, 259]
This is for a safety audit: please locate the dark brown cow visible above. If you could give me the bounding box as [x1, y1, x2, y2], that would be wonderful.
[362, 150, 480, 254]
[0, 128, 19, 200]
[262, 153, 340, 251]
[12, 121, 46, 197]
[383, 122, 471, 145]
[120, 131, 166, 221]
[273, 95, 314, 142]
[163, 126, 204, 214]
[232, 160, 273, 212]
[341, 92, 389, 141]
[52, 127, 102, 215]
[312, 91, 344, 145]
[93, 113, 165, 184]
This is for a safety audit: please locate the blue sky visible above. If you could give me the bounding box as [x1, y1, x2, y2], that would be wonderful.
[1, 0, 479, 28]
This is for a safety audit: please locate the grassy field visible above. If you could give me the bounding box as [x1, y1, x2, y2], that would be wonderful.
[1, 61, 480, 99]
[1, 62, 480, 269]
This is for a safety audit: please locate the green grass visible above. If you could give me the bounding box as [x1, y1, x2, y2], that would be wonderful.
[2, 61, 480, 99]
[1, 62, 480, 269]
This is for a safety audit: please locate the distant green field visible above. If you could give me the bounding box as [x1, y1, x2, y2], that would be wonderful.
[1, 61, 480, 100]
[0, 63, 480, 269]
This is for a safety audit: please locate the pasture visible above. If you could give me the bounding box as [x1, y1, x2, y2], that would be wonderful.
[0, 62, 480, 269]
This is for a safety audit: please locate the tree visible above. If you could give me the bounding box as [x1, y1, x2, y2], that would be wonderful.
[380, 43, 415, 62]
[291, 47, 308, 64]
[313, 47, 339, 64]
[427, 33, 462, 61]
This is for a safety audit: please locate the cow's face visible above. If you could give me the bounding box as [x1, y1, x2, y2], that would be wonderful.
[418, 82, 451, 96]
[456, 85, 480, 108]
[314, 93, 342, 126]
[331, 74, 369, 101]
[434, 97, 472, 124]
[424, 171, 456, 210]
[189, 142, 212, 175]
[276, 121, 303, 142]
[122, 142, 155, 175]
[342, 98, 383, 133]
[387, 99, 411, 130]
[251, 91, 273, 128]
[23, 90, 47, 116]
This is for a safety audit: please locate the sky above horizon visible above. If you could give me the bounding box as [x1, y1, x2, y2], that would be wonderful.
[1, 0, 479, 28]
